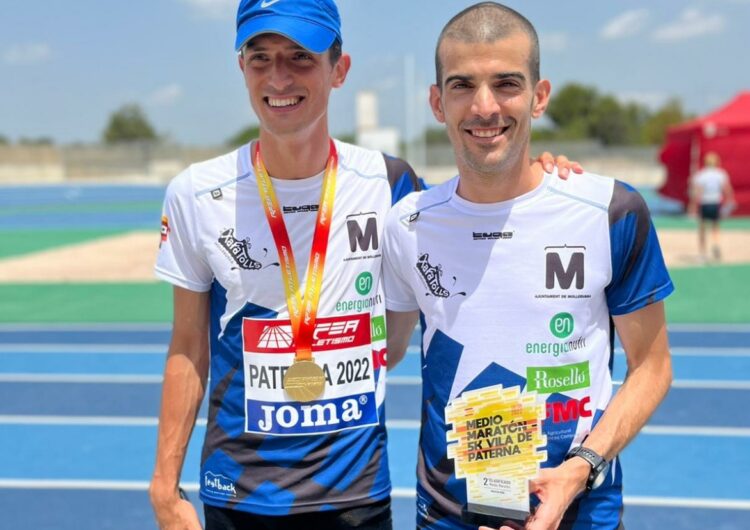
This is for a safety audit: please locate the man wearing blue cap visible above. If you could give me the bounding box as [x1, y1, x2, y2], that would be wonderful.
[149, 1, 577, 528]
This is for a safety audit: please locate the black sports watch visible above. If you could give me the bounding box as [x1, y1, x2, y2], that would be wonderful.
[565, 446, 610, 491]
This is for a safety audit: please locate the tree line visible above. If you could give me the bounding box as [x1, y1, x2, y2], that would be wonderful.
[1, 83, 690, 147]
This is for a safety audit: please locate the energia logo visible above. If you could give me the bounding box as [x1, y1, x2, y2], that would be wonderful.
[526, 313, 587, 357]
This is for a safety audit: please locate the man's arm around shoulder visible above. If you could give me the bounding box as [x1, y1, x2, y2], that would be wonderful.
[150, 286, 211, 530]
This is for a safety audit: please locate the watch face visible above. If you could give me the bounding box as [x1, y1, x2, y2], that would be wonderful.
[591, 461, 610, 489]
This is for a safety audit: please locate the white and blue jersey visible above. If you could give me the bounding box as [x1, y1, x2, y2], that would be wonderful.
[383, 172, 674, 529]
[156, 140, 420, 515]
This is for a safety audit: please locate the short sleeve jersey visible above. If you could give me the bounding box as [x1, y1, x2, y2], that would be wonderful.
[692, 167, 729, 204]
[156, 140, 419, 515]
[383, 172, 674, 529]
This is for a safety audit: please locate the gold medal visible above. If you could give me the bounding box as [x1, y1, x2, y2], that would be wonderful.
[284, 359, 326, 402]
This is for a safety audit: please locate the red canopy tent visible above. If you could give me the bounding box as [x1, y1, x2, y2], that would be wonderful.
[659, 91, 750, 215]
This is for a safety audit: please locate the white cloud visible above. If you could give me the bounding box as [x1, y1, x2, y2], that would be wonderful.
[539, 32, 569, 53]
[3, 43, 51, 65]
[180, 0, 236, 19]
[652, 8, 725, 42]
[600, 9, 650, 40]
[148, 84, 184, 106]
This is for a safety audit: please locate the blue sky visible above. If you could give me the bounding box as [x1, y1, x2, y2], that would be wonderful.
[2, 0, 749, 145]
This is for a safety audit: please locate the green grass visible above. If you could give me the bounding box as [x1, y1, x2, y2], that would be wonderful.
[665, 264, 750, 323]
[653, 215, 750, 231]
[0, 229, 132, 259]
[0, 282, 173, 323]
[0, 266, 748, 324]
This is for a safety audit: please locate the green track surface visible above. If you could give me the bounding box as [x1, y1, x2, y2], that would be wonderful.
[0, 265, 748, 323]
[0, 282, 173, 323]
[0, 229, 131, 259]
[665, 264, 750, 323]
[652, 215, 750, 230]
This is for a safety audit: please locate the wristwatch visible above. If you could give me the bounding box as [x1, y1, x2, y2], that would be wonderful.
[565, 446, 610, 491]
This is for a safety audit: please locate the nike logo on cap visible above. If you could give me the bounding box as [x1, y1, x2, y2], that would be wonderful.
[260, 0, 281, 7]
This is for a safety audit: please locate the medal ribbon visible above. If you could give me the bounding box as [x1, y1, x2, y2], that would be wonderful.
[254, 139, 337, 361]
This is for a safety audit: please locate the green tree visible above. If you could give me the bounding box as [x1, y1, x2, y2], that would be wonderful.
[18, 136, 54, 145]
[102, 104, 157, 144]
[0, 135, 9, 145]
[545, 83, 600, 131]
[641, 99, 689, 145]
[424, 127, 450, 145]
[589, 96, 648, 145]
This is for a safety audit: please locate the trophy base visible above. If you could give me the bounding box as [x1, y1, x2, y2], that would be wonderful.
[461, 503, 529, 528]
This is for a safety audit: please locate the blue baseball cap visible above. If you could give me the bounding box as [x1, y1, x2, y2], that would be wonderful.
[235, 0, 342, 54]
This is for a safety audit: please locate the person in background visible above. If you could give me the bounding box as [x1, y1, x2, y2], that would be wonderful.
[688, 151, 736, 261]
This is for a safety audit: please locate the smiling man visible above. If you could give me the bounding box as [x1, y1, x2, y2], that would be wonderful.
[148, 1, 580, 529]
[149, 1, 422, 528]
[384, 3, 674, 529]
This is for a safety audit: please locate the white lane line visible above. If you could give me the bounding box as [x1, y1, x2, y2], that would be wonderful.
[615, 347, 750, 357]
[641, 426, 750, 437]
[388, 376, 421, 385]
[0, 480, 747, 510]
[623, 496, 750, 510]
[0, 323, 171, 332]
[1, 416, 749, 437]
[391, 490, 750, 510]
[0, 374, 163, 383]
[0, 344, 166, 354]
[667, 324, 750, 333]
[0, 415, 208, 427]
[3, 373, 749, 389]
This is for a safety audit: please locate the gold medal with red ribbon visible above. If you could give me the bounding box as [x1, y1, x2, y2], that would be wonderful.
[254, 140, 338, 402]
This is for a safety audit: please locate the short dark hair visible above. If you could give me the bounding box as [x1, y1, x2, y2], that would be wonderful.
[434, 2, 540, 86]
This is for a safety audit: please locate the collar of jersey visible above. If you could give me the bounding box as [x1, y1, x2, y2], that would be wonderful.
[449, 171, 552, 215]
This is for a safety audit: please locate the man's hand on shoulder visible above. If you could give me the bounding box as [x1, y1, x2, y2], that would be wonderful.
[533, 152, 584, 179]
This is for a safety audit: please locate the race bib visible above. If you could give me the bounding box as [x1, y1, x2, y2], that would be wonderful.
[242, 313, 379, 436]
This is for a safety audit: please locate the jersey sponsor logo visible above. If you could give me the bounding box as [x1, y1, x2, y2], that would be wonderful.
[335, 294, 382, 314]
[249, 394, 373, 435]
[203, 472, 237, 497]
[545, 396, 592, 423]
[243, 314, 370, 354]
[282, 204, 318, 214]
[473, 231, 513, 240]
[210, 188, 223, 200]
[260, 0, 281, 7]
[371, 315, 386, 342]
[526, 361, 590, 393]
[346, 213, 379, 252]
[525, 313, 588, 357]
[416, 253, 466, 298]
[217, 228, 278, 271]
[545, 245, 585, 289]
[159, 215, 170, 248]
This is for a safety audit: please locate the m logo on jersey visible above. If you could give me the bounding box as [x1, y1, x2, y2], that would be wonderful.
[218, 228, 278, 271]
[545, 245, 585, 290]
[347, 213, 379, 252]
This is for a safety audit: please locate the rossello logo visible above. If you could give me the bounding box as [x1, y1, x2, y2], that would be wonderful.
[355, 272, 373, 295]
[526, 361, 590, 393]
[550, 312, 574, 339]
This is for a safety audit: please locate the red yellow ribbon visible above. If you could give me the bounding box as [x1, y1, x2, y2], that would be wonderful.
[254, 140, 338, 361]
